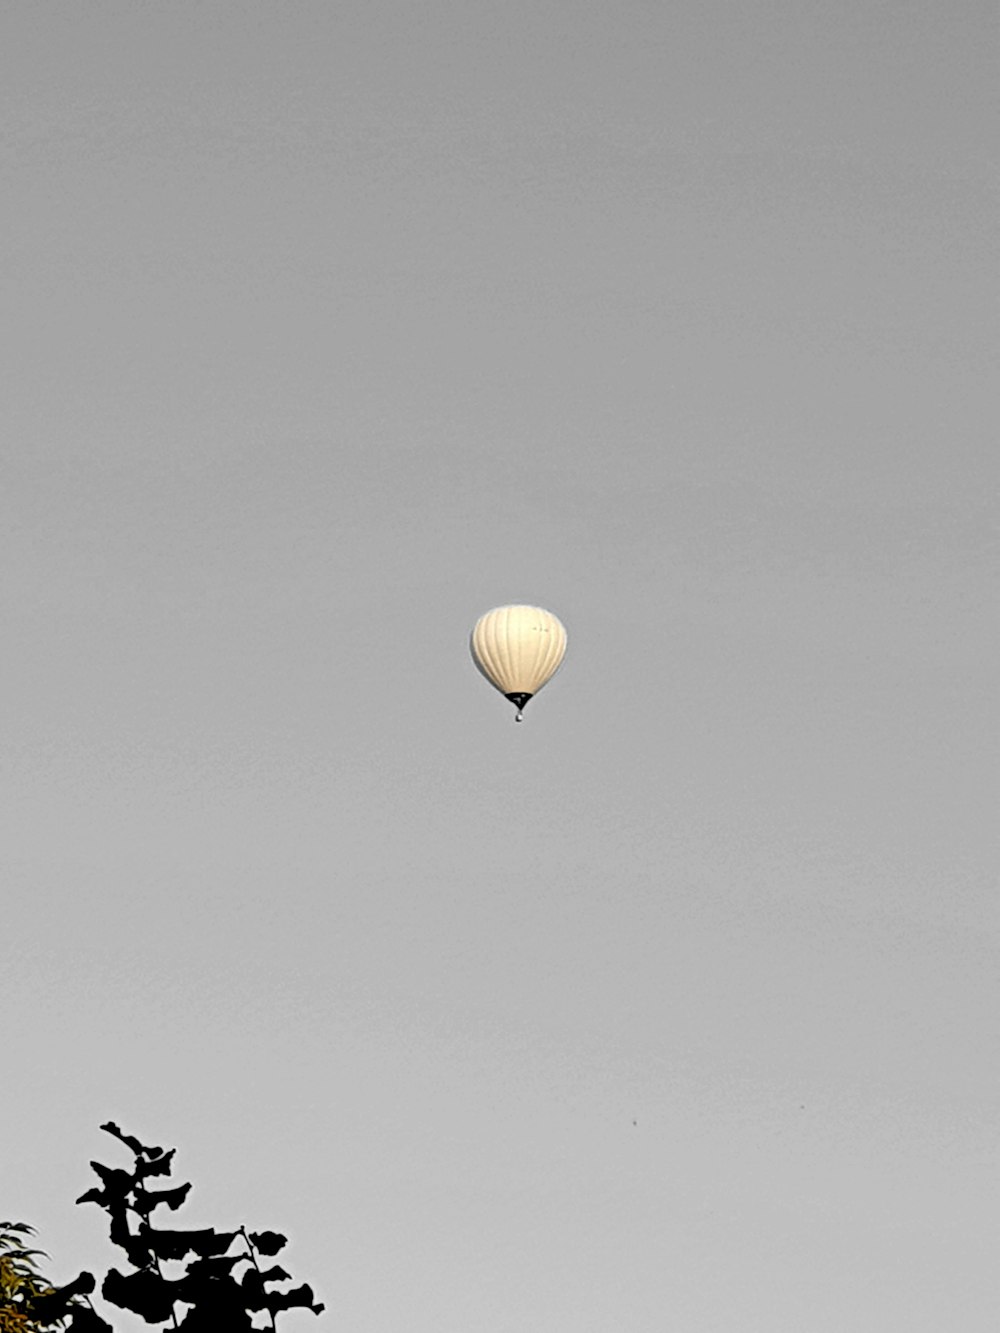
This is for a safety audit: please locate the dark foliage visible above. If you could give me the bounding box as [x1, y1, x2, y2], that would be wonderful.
[10, 1270, 115, 1333]
[72, 1123, 324, 1329]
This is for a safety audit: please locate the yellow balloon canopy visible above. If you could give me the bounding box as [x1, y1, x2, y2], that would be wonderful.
[470, 605, 568, 720]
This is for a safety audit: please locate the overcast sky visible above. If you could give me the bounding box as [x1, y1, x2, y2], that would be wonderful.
[2, 2, 996, 1330]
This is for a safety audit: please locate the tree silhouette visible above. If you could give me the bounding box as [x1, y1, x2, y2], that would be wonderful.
[76, 1123, 324, 1330]
[3, 1124, 324, 1331]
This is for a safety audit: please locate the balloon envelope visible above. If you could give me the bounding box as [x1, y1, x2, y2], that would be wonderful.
[470, 605, 567, 717]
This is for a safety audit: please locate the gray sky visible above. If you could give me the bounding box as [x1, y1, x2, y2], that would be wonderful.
[2, 2, 996, 1330]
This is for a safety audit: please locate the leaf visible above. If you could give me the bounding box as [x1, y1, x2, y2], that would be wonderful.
[135, 1149, 175, 1181]
[99, 1123, 146, 1157]
[100, 1123, 164, 1160]
[102, 1267, 181, 1323]
[148, 1229, 237, 1262]
[174, 1268, 256, 1323]
[89, 1163, 135, 1199]
[265, 1282, 325, 1316]
[176, 1298, 255, 1332]
[247, 1231, 286, 1257]
[83, 1167, 137, 1210]
[24, 1270, 96, 1322]
[138, 1183, 191, 1214]
[182, 1254, 243, 1281]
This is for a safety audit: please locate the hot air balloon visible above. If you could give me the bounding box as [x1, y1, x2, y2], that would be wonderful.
[470, 605, 568, 721]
